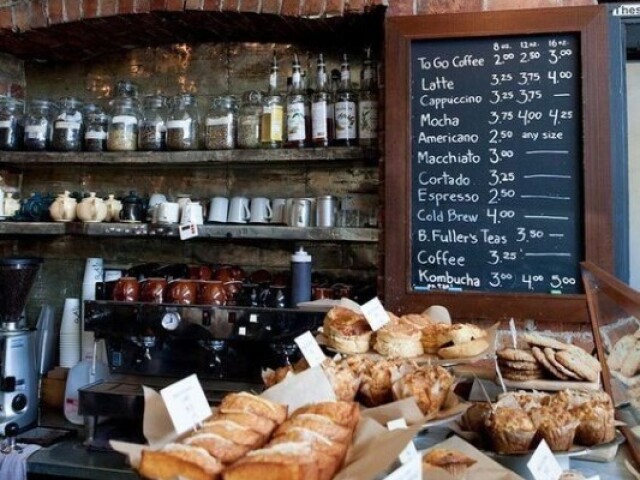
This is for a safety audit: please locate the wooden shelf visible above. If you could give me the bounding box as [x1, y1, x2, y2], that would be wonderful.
[0, 221, 378, 242]
[0, 147, 378, 167]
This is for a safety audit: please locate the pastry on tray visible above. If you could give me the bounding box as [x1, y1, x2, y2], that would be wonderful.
[323, 306, 373, 354]
[373, 323, 424, 358]
[421, 322, 452, 354]
[139, 443, 224, 480]
[199, 420, 264, 449]
[218, 392, 288, 425]
[437, 324, 489, 359]
[182, 431, 250, 464]
[357, 359, 403, 407]
[321, 359, 360, 402]
[391, 365, 454, 418]
[290, 401, 360, 430]
[485, 407, 537, 454]
[528, 406, 579, 452]
[213, 411, 277, 438]
[571, 400, 616, 446]
[423, 448, 477, 479]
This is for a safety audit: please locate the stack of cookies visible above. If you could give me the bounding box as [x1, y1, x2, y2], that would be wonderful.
[497, 348, 545, 381]
[497, 333, 602, 383]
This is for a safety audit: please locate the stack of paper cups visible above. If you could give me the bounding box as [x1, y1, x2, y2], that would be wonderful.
[82, 258, 103, 361]
[59, 298, 81, 368]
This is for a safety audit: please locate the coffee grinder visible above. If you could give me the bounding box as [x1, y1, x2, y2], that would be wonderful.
[0, 257, 42, 432]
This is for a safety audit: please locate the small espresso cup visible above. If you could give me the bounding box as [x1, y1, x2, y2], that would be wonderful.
[197, 280, 227, 306]
[113, 277, 140, 302]
[157, 202, 180, 224]
[208, 197, 229, 223]
[139, 277, 168, 303]
[166, 279, 198, 305]
[227, 196, 250, 223]
[249, 197, 272, 224]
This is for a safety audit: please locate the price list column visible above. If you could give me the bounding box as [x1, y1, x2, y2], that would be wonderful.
[410, 34, 582, 294]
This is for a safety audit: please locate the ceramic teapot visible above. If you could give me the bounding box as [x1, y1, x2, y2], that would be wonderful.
[105, 194, 122, 222]
[119, 191, 145, 223]
[77, 192, 108, 223]
[49, 191, 77, 222]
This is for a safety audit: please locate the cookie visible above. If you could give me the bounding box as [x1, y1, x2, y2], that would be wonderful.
[608, 334, 637, 372]
[497, 348, 536, 363]
[531, 346, 569, 380]
[620, 343, 640, 378]
[556, 348, 601, 383]
[498, 359, 542, 371]
[543, 347, 581, 380]
[501, 369, 545, 381]
[522, 332, 572, 351]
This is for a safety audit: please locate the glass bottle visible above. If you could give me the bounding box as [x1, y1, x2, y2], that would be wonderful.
[204, 95, 237, 150]
[311, 54, 333, 147]
[24, 99, 54, 151]
[358, 48, 378, 147]
[138, 95, 168, 151]
[260, 53, 284, 149]
[0, 97, 23, 151]
[52, 96, 84, 151]
[286, 54, 308, 148]
[167, 94, 199, 151]
[84, 112, 109, 152]
[107, 96, 140, 151]
[237, 90, 262, 149]
[334, 54, 358, 146]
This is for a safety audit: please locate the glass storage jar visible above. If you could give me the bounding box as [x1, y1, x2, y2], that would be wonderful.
[24, 99, 54, 151]
[204, 95, 237, 150]
[237, 90, 262, 149]
[167, 94, 199, 150]
[0, 97, 24, 151]
[84, 112, 109, 152]
[138, 95, 167, 151]
[52, 96, 84, 151]
[107, 97, 139, 151]
[115, 80, 139, 98]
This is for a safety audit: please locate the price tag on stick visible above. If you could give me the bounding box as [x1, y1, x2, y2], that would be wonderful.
[295, 331, 326, 368]
[160, 374, 211, 435]
[361, 297, 390, 331]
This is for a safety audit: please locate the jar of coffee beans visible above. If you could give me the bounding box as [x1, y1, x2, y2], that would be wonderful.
[23, 99, 54, 151]
[204, 95, 237, 150]
[138, 95, 168, 151]
[167, 94, 199, 151]
[0, 97, 24, 151]
[52, 96, 84, 151]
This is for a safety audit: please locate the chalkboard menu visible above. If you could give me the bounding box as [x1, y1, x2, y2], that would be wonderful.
[410, 34, 583, 294]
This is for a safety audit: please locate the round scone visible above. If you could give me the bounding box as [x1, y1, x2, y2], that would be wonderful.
[323, 306, 373, 354]
[373, 323, 424, 358]
[421, 323, 451, 354]
[448, 324, 487, 345]
[398, 313, 433, 331]
[438, 338, 489, 359]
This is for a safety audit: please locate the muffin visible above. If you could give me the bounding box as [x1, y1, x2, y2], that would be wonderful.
[322, 359, 360, 402]
[391, 365, 454, 418]
[529, 406, 579, 452]
[423, 448, 477, 479]
[485, 407, 536, 454]
[358, 360, 402, 407]
[571, 401, 616, 446]
[460, 402, 493, 434]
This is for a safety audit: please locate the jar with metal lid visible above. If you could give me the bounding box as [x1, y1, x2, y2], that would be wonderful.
[52, 96, 84, 151]
[237, 90, 262, 149]
[167, 94, 199, 151]
[0, 97, 24, 151]
[107, 97, 139, 151]
[84, 112, 109, 152]
[138, 95, 167, 151]
[23, 99, 54, 151]
[204, 95, 237, 150]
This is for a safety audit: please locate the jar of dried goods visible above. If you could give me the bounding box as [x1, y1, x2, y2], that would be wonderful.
[52, 96, 84, 151]
[167, 94, 199, 151]
[24, 99, 55, 151]
[204, 95, 237, 150]
[107, 97, 139, 151]
[0, 97, 24, 151]
[138, 95, 168, 151]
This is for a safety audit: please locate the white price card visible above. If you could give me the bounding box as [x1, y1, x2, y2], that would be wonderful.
[361, 297, 390, 331]
[295, 331, 326, 368]
[179, 222, 199, 240]
[160, 374, 211, 435]
[387, 418, 419, 464]
[527, 440, 562, 480]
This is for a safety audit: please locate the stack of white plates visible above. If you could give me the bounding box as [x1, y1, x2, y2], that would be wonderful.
[59, 298, 80, 368]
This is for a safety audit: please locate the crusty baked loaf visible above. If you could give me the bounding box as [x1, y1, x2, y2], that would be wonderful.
[213, 411, 277, 437]
[323, 306, 373, 354]
[200, 420, 264, 449]
[290, 401, 360, 430]
[218, 392, 288, 424]
[273, 413, 352, 444]
[139, 443, 224, 480]
[182, 431, 251, 464]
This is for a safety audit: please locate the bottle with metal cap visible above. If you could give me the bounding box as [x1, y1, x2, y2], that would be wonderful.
[290, 246, 312, 308]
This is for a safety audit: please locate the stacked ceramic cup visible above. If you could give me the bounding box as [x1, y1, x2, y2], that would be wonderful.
[81, 258, 103, 360]
[59, 298, 81, 367]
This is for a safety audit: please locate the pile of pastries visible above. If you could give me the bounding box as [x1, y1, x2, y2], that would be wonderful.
[138, 392, 359, 480]
[607, 329, 640, 379]
[265, 356, 455, 418]
[497, 332, 602, 383]
[323, 306, 489, 360]
[459, 389, 615, 454]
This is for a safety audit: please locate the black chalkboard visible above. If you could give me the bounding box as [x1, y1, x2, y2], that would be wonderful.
[410, 34, 583, 294]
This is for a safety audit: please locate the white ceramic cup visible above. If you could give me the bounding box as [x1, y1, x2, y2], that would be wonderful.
[208, 197, 229, 223]
[250, 197, 272, 223]
[287, 198, 313, 227]
[148, 192, 167, 221]
[157, 202, 180, 224]
[181, 201, 204, 225]
[227, 196, 251, 223]
[271, 198, 286, 224]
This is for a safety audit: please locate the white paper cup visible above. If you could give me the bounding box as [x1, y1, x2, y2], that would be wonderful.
[83, 258, 104, 284]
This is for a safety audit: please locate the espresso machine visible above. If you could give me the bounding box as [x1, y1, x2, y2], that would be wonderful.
[0, 257, 42, 432]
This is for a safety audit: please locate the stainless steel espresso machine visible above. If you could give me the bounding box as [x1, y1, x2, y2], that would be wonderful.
[0, 257, 42, 432]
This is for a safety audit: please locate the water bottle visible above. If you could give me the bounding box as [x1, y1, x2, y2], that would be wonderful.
[290, 247, 312, 307]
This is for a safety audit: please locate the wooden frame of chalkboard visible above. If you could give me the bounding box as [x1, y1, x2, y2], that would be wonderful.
[385, 6, 613, 323]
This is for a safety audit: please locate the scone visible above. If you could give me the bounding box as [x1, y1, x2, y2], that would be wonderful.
[423, 448, 477, 479]
[421, 323, 452, 354]
[373, 323, 424, 358]
[391, 365, 454, 419]
[323, 306, 373, 354]
[485, 407, 536, 454]
[398, 313, 433, 331]
[437, 323, 489, 359]
[139, 443, 224, 480]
